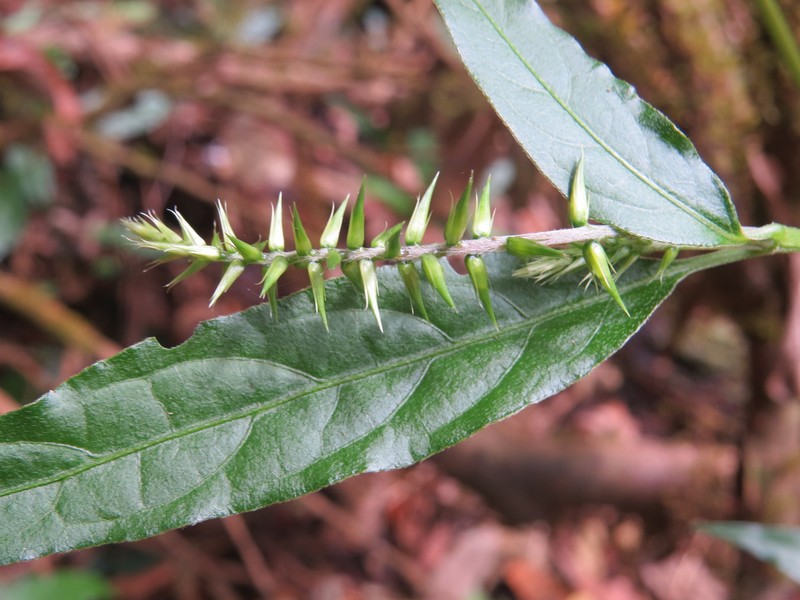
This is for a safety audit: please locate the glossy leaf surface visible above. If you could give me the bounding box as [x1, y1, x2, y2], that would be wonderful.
[435, 0, 745, 246]
[0, 254, 702, 565]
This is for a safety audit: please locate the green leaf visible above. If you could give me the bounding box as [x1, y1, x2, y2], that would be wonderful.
[434, 0, 745, 247]
[698, 522, 800, 583]
[0, 251, 746, 565]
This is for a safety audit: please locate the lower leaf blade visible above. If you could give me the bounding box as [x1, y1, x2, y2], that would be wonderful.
[0, 255, 691, 565]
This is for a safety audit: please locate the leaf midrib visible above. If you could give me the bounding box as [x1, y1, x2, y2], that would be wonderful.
[0, 274, 665, 501]
[466, 0, 740, 243]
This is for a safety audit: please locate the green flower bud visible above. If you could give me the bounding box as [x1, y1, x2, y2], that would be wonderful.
[569, 153, 589, 228]
[347, 178, 366, 250]
[472, 176, 493, 238]
[506, 236, 566, 258]
[371, 222, 404, 259]
[326, 249, 342, 270]
[209, 260, 245, 307]
[122, 212, 182, 244]
[259, 256, 289, 299]
[292, 204, 313, 256]
[269, 194, 285, 252]
[320, 196, 349, 249]
[657, 247, 679, 281]
[308, 261, 328, 331]
[397, 262, 428, 320]
[421, 254, 455, 309]
[583, 241, 630, 317]
[405, 172, 439, 245]
[359, 259, 382, 331]
[342, 260, 363, 290]
[444, 172, 473, 246]
[230, 237, 264, 264]
[465, 255, 498, 329]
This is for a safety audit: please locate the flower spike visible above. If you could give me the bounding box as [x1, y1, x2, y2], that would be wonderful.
[569, 152, 589, 228]
[444, 172, 473, 246]
[398, 262, 429, 320]
[421, 254, 456, 309]
[465, 255, 498, 329]
[583, 241, 630, 316]
[473, 176, 494, 238]
[405, 172, 439, 245]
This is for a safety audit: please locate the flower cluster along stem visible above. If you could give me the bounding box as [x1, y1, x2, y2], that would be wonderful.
[122, 169, 721, 329]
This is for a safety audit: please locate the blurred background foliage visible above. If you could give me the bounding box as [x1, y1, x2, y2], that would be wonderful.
[1, 0, 800, 598]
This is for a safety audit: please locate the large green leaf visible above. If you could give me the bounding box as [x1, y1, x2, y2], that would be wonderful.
[435, 0, 745, 247]
[698, 522, 800, 583]
[0, 253, 731, 565]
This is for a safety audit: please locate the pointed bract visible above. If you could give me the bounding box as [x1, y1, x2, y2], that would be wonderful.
[269, 194, 285, 251]
[583, 241, 630, 316]
[347, 179, 366, 250]
[506, 236, 566, 258]
[465, 255, 498, 329]
[166, 260, 209, 289]
[342, 260, 363, 291]
[267, 284, 279, 320]
[170, 209, 206, 246]
[292, 204, 313, 256]
[398, 262, 428, 320]
[444, 172, 473, 245]
[421, 254, 456, 309]
[216, 200, 237, 251]
[259, 256, 289, 298]
[359, 259, 382, 331]
[569, 152, 589, 228]
[405, 172, 439, 245]
[657, 247, 680, 281]
[320, 196, 349, 248]
[308, 262, 328, 331]
[230, 237, 264, 263]
[473, 176, 493, 238]
[209, 260, 245, 307]
[371, 222, 404, 259]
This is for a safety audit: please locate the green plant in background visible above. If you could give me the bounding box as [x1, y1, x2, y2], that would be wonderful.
[1, 0, 800, 576]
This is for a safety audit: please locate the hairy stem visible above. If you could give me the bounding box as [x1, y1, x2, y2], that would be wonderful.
[219, 225, 621, 266]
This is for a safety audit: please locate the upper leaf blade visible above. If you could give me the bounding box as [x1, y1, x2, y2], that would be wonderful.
[0, 255, 694, 565]
[435, 0, 744, 246]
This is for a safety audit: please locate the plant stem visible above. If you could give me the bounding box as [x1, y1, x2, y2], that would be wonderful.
[215, 225, 621, 267]
[755, 0, 800, 90]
